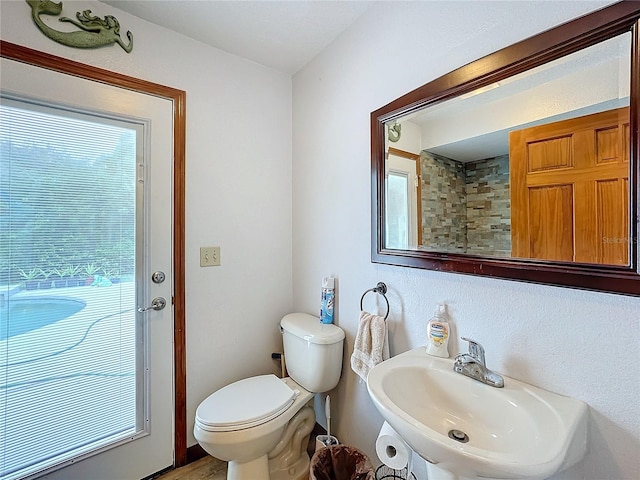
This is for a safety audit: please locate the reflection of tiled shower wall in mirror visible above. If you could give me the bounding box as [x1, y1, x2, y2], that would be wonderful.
[420, 152, 510, 256]
[420, 152, 467, 252]
[465, 156, 510, 256]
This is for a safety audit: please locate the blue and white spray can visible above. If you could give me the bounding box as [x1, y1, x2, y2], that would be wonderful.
[320, 277, 335, 324]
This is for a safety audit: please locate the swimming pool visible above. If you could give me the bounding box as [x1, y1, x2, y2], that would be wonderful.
[0, 297, 86, 340]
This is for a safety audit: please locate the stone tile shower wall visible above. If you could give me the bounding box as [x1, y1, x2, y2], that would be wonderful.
[465, 155, 511, 256]
[419, 152, 511, 255]
[420, 151, 467, 252]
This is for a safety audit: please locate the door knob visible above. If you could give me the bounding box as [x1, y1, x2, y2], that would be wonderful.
[152, 271, 166, 284]
[138, 297, 167, 312]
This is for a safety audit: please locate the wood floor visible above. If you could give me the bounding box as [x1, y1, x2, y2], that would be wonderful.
[155, 456, 227, 480]
[154, 456, 313, 480]
[157, 426, 322, 479]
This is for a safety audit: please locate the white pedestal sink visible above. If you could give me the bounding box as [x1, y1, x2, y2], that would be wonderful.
[367, 347, 588, 480]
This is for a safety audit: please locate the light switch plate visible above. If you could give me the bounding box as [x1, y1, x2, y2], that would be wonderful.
[200, 246, 220, 267]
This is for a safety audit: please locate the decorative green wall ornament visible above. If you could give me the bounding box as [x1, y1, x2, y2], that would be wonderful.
[387, 123, 401, 143]
[26, 0, 133, 53]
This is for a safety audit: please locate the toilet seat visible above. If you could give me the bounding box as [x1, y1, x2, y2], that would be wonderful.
[195, 374, 299, 432]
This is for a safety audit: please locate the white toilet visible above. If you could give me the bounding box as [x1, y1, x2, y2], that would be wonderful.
[194, 313, 345, 480]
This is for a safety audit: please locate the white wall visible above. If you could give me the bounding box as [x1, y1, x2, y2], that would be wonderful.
[293, 2, 639, 479]
[1, 0, 293, 448]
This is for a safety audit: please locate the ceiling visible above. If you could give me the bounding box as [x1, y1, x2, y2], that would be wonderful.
[102, 1, 375, 74]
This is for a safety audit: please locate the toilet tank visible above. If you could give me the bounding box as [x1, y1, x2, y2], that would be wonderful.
[280, 313, 345, 393]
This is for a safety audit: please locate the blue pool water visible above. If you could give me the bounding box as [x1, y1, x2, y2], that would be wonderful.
[0, 298, 86, 340]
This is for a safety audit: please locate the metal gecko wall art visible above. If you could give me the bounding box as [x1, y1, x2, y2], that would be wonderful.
[387, 123, 401, 143]
[26, 0, 133, 53]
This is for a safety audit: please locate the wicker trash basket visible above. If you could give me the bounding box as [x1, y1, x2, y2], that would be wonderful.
[310, 445, 375, 480]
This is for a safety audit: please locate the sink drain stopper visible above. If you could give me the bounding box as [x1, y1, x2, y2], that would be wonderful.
[448, 429, 469, 443]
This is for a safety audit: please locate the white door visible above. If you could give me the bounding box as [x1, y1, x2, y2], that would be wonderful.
[0, 58, 173, 479]
[386, 154, 419, 249]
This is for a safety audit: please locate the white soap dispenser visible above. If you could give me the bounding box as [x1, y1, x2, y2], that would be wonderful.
[426, 304, 450, 358]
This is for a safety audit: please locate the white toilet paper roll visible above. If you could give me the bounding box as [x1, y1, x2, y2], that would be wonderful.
[375, 421, 412, 470]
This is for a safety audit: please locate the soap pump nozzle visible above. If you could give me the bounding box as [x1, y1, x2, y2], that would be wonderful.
[435, 304, 447, 319]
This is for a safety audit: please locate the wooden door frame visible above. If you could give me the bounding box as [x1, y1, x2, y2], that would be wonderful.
[0, 41, 188, 468]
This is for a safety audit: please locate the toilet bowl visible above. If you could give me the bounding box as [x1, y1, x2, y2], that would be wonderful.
[194, 376, 314, 480]
[194, 313, 345, 480]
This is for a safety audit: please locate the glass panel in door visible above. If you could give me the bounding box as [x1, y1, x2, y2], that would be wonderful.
[0, 99, 144, 480]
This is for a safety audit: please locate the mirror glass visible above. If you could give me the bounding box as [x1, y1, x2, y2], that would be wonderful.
[384, 33, 631, 266]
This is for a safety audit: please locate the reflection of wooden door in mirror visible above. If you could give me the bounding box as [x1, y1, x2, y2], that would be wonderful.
[510, 108, 629, 265]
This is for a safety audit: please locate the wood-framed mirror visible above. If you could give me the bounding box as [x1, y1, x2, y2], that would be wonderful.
[371, 1, 640, 296]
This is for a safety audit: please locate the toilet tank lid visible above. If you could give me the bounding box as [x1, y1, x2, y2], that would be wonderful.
[281, 313, 345, 345]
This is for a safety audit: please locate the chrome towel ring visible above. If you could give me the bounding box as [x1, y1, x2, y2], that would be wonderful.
[360, 282, 389, 320]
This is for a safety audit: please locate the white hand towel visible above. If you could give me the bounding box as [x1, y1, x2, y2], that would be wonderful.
[350, 311, 389, 381]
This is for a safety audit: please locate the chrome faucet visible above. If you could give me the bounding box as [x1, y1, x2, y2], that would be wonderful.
[453, 337, 504, 388]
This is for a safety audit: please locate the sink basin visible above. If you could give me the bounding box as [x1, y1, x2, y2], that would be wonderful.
[367, 347, 587, 480]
